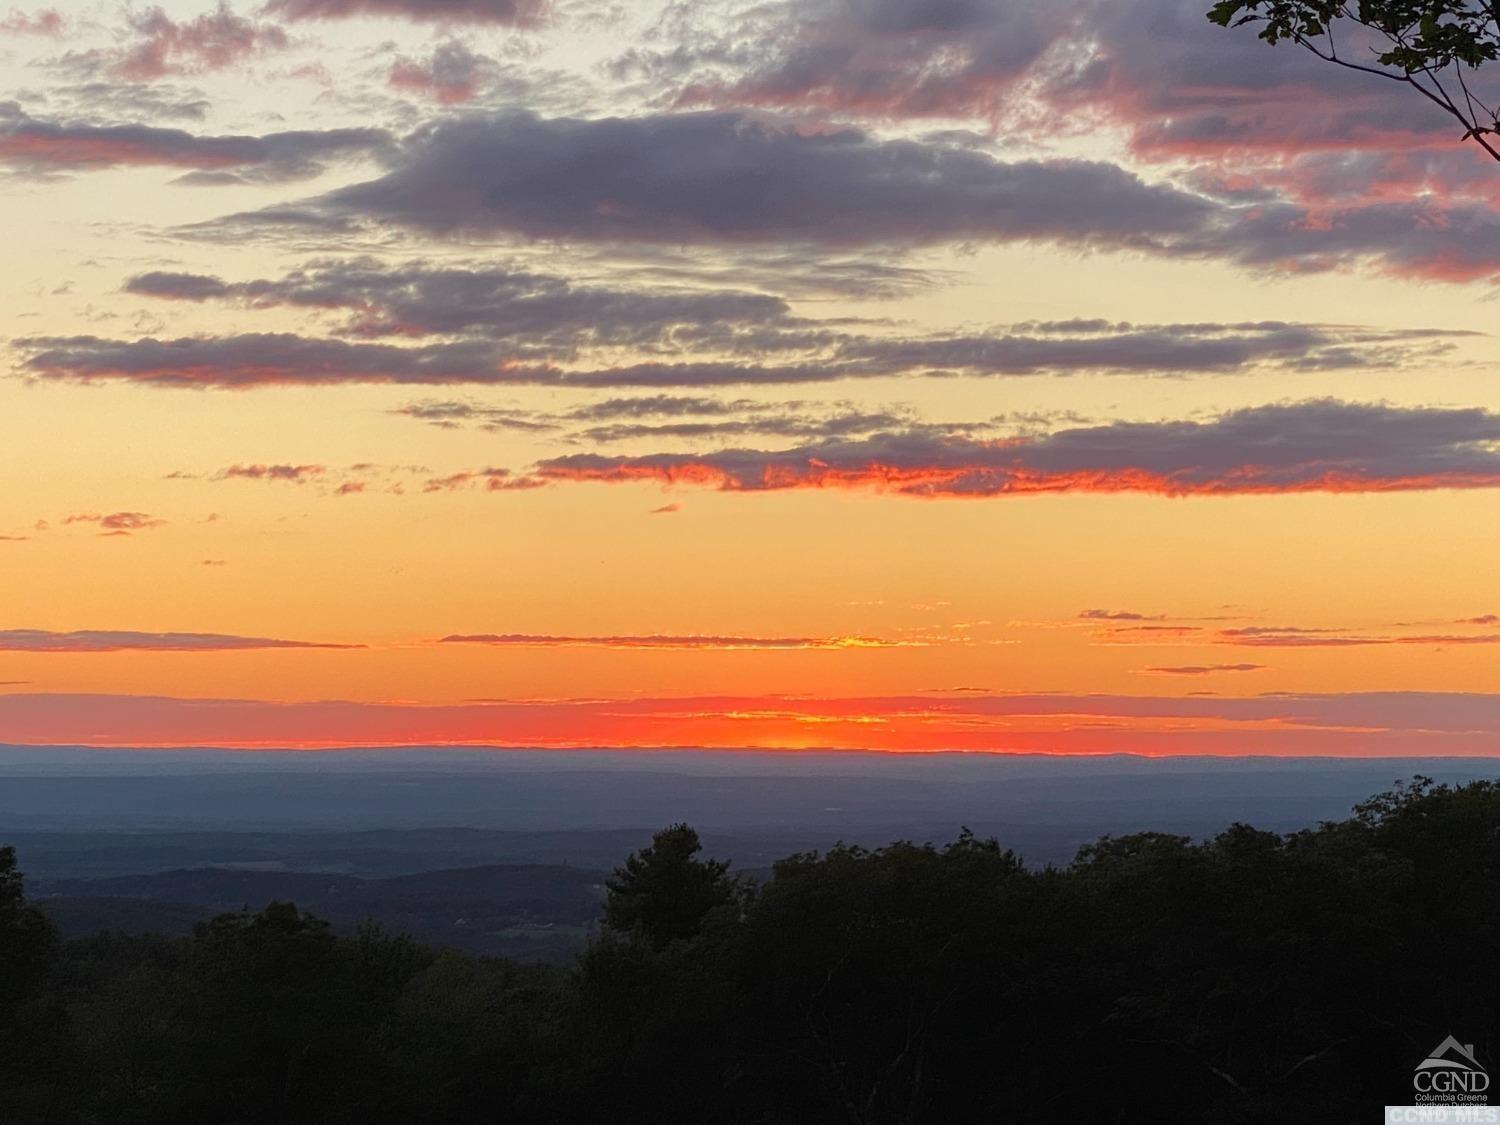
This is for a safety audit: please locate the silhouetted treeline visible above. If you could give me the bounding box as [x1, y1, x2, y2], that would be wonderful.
[3, 777, 1498, 1122]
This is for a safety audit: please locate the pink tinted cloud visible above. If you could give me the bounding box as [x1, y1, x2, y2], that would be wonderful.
[646, 0, 1500, 277]
[111, 4, 289, 81]
[0, 7, 63, 35]
[388, 41, 496, 104]
[0, 106, 387, 176]
[213, 463, 326, 483]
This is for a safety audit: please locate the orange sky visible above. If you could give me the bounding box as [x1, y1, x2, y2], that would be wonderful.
[1, 0, 1497, 753]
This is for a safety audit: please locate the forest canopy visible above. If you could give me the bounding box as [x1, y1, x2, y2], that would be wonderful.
[4, 777, 1498, 1123]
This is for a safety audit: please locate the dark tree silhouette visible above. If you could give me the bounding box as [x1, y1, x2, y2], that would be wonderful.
[0, 846, 54, 997]
[6, 778, 1500, 1121]
[603, 823, 737, 950]
[0, 846, 62, 1121]
[1209, 1, 1500, 160]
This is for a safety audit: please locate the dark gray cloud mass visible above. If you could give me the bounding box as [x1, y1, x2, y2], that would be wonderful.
[533, 401, 1500, 497]
[217, 109, 1215, 247]
[644, 0, 1475, 177]
[834, 322, 1460, 377]
[17, 316, 1463, 389]
[14, 333, 525, 388]
[137, 262, 1432, 378]
[621, 0, 1500, 282]
[634, 0, 1065, 119]
[189, 107, 1500, 281]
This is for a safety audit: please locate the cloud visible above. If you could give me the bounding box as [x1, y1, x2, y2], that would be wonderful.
[124, 272, 235, 300]
[97, 512, 162, 533]
[644, 0, 1470, 185]
[1218, 628, 1500, 649]
[642, 0, 1066, 121]
[421, 467, 545, 492]
[0, 629, 358, 652]
[212, 463, 326, 482]
[46, 83, 212, 122]
[396, 401, 558, 433]
[105, 4, 290, 81]
[566, 394, 753, 421]
[440, 633, 906, 650]
[833, 321, 1464, 377]
[114, 261, 1464, 391]
[613, 2, 1500, 281]
[399, 402, 1092, 450]
[570, 407, 937, 444]
[15, 333, 528, 387]
[26, 317, 1455, 390]
[174, 461, 426, 495]
[1141, 663, 1267, 676]
[1099, 620, 1500, 649]
[388, 41, 499, 104]
[61, 512, 166, 535]
[1, 7, 64, 35]
[1046, 0, 1498, 212]
[213, 109, 1217, 247]
[1079, 608, 1163, 622]
[192, 100, 1500, 280]
[0, 104, 389, 180]
[534, 400, 1500, 498]
[123, 259, 796, 349]
[262, 0, 547, 25]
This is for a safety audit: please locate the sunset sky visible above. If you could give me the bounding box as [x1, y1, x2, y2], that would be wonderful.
[1, 0, 1497, 753]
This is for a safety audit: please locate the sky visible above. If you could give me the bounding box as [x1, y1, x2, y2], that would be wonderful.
[0, 0, 1497, 753]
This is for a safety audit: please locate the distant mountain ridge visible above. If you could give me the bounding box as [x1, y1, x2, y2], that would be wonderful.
[35, 862, 608, 959]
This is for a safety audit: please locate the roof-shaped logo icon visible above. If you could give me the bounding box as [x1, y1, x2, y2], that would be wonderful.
[1417, 1036, 1486, 1073]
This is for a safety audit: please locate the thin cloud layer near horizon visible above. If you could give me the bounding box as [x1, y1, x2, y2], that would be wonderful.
[2, 0, 1497, 753]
